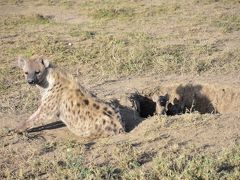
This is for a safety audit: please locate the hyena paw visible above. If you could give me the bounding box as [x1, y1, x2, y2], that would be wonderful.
[15, 121, 28, 134]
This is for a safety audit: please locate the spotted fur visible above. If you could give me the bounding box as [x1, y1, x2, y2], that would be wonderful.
[16, 55, 125, 138]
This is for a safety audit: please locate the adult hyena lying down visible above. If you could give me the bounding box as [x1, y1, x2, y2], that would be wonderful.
[16, 55, 125, 138]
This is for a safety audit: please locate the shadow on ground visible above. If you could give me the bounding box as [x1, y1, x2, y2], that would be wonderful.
[27, 121, 66, 133]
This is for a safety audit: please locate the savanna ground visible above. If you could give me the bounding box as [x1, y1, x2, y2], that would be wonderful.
[0, 0, 240, 179]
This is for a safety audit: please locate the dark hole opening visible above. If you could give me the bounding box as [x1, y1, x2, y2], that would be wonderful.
[118, 84, 220, 132]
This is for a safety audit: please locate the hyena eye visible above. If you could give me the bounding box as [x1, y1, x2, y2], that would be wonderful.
[35, 71, 40, 74]
[25, 72, 28, 75]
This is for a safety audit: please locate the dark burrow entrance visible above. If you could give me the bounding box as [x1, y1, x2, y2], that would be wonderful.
[118, 83, 240, 132]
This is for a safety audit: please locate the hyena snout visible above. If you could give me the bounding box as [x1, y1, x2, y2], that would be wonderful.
[27, 74, 38, 85]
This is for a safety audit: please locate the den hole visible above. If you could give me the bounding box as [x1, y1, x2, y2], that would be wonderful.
[129, 84, 219, 118]
[119, 84, 221, 132]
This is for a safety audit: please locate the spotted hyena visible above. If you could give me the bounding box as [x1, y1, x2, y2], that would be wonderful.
[16, 55, 124, 138]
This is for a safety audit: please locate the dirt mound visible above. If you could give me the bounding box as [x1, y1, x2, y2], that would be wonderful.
[109, 77, 240, 133]
[141, 82, 240, 115]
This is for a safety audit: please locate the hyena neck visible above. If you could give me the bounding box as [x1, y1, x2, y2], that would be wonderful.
[38, 78, 49, 89]
[37, 68, 51, 89]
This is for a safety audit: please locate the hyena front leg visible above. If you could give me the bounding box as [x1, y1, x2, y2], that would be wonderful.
[15, 98, 60, 133]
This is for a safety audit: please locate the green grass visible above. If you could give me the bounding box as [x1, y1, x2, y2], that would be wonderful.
[213, 14, 240, 32]
[1, 0, 240, 80]
[69, 28, 96, 39]
[195, 0, 240, 5]
[2, 14, 54, 28]
[91, 7, 135, 20]
[152, 144, 240, 179]
[2, 141, 239, 179]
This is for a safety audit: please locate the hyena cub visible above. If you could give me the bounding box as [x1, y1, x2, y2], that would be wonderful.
[16, 55, 125, 138]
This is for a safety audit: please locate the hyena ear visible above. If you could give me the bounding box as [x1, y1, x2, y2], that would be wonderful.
[17, 56, 26, 69]
[39, 57, 50, 68]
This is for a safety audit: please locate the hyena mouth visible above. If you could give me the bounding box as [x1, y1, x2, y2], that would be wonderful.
[28, 82, 37, 85]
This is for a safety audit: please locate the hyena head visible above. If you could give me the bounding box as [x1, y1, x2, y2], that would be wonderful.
[18, 56, 50, 85]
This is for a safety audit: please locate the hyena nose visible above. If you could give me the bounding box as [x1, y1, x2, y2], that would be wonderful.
[27, 79, 35, 85]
